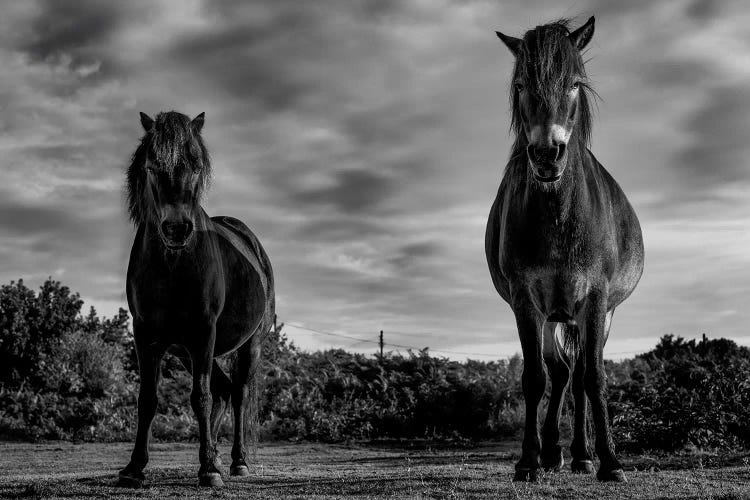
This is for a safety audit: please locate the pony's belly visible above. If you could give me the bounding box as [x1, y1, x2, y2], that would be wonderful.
[526, 269, 592, 322]
[134, 307, 214, 347]
[213, 282, 268, 356]
[214, 312, 264, 356]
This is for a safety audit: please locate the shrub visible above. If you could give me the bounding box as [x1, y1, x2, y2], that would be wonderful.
[45, 330, 132, 398]
[0, 279, 83, 387]
[2, 278, 750, 452]
[260, 347, 525, 442]
[610, 335, 750, 451]
[0, 279, 136, 441]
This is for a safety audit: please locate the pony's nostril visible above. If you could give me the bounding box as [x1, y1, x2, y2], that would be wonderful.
[527, 145, 545, 163]
[555, 144, 566, 162]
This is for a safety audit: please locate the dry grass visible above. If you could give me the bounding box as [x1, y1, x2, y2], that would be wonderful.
[0, 441, 749, 499]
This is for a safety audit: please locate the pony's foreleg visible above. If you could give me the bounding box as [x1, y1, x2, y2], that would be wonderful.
[230, 330, 263, 476]
[570, 347, 594, 473]
[117, 330, 166, 488]
[191, 323, 224, 487]
[583, 297, 625, 482]
[512, 298, 546, 482]
[540, 323, 571, 471]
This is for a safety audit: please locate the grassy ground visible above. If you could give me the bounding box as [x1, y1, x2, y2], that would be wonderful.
[0, 441, 749, 499]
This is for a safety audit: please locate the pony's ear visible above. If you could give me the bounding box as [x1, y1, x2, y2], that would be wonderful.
[191, 112, 205, 134]
[569, 16, 595, 51]
[495, 31, 522, 57]
[139, 112, 154, 132]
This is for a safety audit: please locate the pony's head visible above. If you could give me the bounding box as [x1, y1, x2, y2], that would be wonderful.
[496, 17, 595, 183]
[126, 111, 211, 250]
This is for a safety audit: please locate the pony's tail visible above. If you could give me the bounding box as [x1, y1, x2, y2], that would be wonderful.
[562, 323, 582, 359]
[247, 329, 263, 461]
[248, 308, 274, 461]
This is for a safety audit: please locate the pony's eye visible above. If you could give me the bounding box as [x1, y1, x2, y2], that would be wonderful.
[570, 82, 580, 91]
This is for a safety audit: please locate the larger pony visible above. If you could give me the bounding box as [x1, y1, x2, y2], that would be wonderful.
[486, 18, 644, 482]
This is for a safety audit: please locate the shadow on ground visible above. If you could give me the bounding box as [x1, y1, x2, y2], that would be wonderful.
[1, 441, 749, 499]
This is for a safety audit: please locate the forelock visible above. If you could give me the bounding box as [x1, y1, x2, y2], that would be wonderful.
[149, 111, 206, 173]
[514, 20, 587, 104]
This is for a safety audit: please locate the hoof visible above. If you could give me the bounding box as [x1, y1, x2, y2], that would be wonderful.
[198, 471, 225, 487]
[541, 454, 564, 472]
[230, 464, 251, 477]
[571, 459, 595, 474]
[513, 468, 539, 482]
[116, 474, 144, 489]
[597, 468, 627, 482]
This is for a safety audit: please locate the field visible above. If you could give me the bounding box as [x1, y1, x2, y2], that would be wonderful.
[1, 441, 749, 499]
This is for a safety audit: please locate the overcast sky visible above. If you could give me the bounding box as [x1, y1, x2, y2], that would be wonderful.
[0, 0, 748, 359]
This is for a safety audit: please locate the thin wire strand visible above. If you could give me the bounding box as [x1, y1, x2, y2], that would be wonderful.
[288, 322, 519, 359]
[285, 321, 648, 360]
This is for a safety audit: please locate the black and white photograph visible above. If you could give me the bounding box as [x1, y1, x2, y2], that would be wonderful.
[0, 1, 749, 498]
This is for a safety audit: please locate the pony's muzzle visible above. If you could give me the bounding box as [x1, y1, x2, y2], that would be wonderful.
[527, 143, 567, 182]
[161, 220, 194, 248]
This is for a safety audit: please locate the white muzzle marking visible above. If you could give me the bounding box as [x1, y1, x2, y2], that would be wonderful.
[530, 124, 571, 145]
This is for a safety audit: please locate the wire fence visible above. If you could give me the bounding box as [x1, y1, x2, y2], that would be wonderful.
[284, 321, 645, 360]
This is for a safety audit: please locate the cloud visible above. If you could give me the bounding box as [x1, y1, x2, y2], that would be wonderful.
[388, 242, 442, 271]
[677, 84, 750, 185]
[294, 169, 396, 213]
[21, 1, 125, 65]
[685, 0, 724, 22]
[0, 197, 81, 235]
[0, 0, 749, 358]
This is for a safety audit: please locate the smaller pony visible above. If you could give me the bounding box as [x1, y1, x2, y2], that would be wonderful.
[118, 111, 274, 488]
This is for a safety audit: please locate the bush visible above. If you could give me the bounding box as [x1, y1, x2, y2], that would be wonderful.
[0, 279, 83, 386]
[47, 331, 132, 397]
[260, 347, 525, 442]
[0, 328, 136, 441]
[610, 335, 750, 451]
[2, 278, 750, 452]
[0, 278, 136, 441]
[153, 358, 197, 441]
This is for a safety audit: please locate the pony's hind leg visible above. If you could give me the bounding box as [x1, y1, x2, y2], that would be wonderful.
[569, 335, 594, 474]
[117, 327, 166, 488]
[540, 322, 571, 471]
[171, 346, 232, 461]
[230, 330, 263, 477]
[209, 361, 232, 455]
